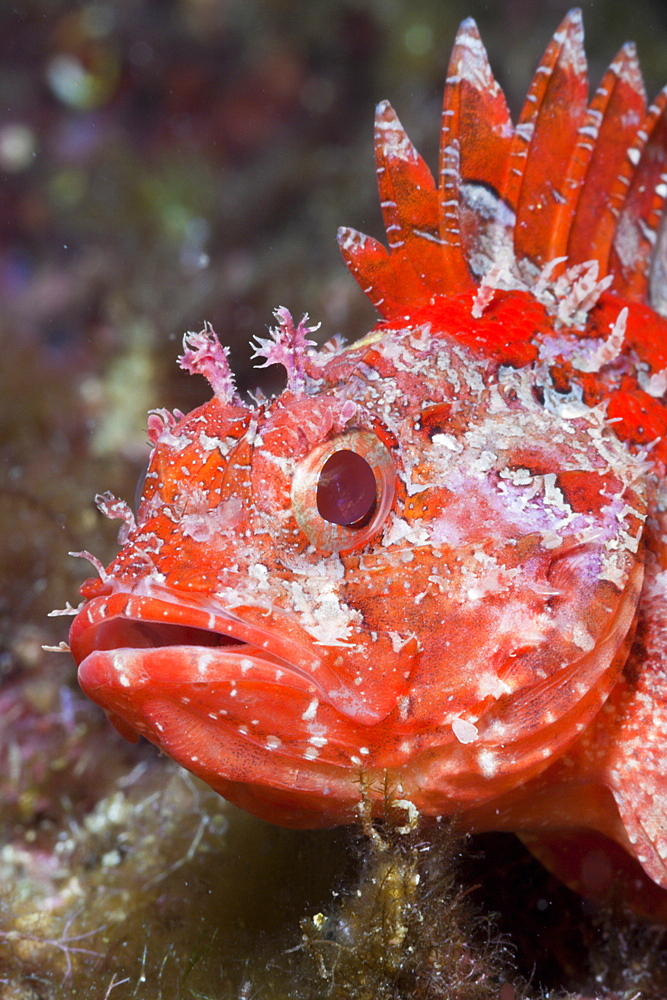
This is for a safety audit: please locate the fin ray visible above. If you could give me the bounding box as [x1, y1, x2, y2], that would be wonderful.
[373, 101, 451, 296]
[507, 9, 589, 268]
[442, 18, 514, 278]
[337, 227, 429, 319]
[565, 43, 647, 271]
[610, 86, 667, 301]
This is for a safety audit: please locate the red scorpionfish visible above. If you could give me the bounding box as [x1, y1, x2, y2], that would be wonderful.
[70, 10, 667, 918]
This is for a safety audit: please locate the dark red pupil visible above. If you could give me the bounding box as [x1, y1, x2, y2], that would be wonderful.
[316, 450, 376, 527]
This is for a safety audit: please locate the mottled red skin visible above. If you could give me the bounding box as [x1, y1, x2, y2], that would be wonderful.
[70, 11, 667, 920]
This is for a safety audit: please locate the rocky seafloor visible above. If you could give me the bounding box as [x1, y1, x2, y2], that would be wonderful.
[3, 0, 667, 996]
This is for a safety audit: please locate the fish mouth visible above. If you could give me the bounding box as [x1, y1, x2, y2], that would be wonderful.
[71, 589, 378, 826]
[70, 590, 389, 733]
[72, 590, 331, 691]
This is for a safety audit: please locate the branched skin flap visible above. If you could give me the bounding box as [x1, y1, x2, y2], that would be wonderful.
[70, 10, 667, 920]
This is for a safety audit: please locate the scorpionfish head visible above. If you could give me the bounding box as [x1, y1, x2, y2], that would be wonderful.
[70, 305, 646, 827]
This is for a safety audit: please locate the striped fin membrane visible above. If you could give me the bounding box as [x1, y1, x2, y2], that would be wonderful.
[338, 9, 667, 323]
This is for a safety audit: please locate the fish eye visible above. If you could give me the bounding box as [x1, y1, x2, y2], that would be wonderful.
[316, 450, 377, 527]
[291, 429, 396, 554]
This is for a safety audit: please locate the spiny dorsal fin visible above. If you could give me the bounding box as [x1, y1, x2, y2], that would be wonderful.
[340, 9, 667, 323]
[506, 9, 588, 269]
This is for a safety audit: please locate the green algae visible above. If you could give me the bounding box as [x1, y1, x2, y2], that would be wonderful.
[0, 751, 349, 998]
[298, 811, 525, 1000]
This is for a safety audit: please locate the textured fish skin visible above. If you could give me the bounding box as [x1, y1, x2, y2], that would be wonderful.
[70, 10, 667, 917]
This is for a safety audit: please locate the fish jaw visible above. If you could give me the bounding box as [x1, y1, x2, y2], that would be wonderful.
[71, 585, 417, 715]
[78, 642, 368, 825]
[70, 590, 418, 826]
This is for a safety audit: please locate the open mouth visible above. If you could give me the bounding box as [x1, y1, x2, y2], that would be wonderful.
[69, 589, 343, 745]
[70, 588, 409, 729]
[85, 617, 248, 654]
[70, 590, 326, 684]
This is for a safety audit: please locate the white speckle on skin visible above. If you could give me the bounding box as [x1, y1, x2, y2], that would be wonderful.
[431, 432, 464, 453]
[477, 749, 498, 777]
[572, 623, 596, 652]
[302, 697, 319, 721]
[451, 717, 479, 744]
[476, 672, 512, 699]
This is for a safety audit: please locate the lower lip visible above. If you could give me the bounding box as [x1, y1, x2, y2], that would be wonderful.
[76, 641, 318, 701]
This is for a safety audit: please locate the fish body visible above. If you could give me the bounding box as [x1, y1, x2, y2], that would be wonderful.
[71, 11, 667, 915]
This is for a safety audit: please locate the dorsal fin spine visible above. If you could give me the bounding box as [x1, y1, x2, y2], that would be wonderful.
[509, 10, 589, 268]
[610, 86, 667, 299]
[339, 11, 667, 321]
